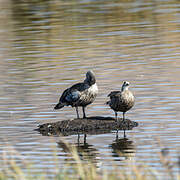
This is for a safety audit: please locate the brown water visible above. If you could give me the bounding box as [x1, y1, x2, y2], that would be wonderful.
[0, 0, 180, 178]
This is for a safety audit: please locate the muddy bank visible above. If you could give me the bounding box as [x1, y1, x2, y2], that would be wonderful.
[36, 116, 138, 136]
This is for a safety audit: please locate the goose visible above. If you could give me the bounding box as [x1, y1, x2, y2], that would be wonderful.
[54, 71, 98, 119]
[106, 81, 135, 122]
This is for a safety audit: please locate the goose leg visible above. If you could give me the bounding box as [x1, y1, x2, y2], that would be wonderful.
[75, 106, 80, 119]
[116, 129, 118, 140]
[77, 133, 80, 145]
[82, 106, 86, 119]
[122, 112, 125, 122]
[115, 111, 118, 122]
[84, 134, 87, 144]
[123, 129, 126, 138]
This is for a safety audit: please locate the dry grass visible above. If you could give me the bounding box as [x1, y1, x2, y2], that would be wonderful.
[0, 141, 179, 180]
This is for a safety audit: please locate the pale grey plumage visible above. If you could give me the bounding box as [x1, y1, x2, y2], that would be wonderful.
[107, 81, 135, 122]
[54, 71, 98, 119]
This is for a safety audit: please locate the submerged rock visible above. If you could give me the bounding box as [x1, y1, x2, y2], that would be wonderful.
[35, 116, 138, 136]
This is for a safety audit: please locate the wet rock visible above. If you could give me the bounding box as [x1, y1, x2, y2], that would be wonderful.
[35, 116, 138, 136]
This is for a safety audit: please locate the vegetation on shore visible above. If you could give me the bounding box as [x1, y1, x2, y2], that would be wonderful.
[0, 141, 179, 180]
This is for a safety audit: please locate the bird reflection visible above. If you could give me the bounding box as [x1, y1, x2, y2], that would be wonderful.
[110, 133, 135, 161]
[57, 134, 98, 164]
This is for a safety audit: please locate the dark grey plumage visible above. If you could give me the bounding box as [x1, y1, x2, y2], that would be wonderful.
[107, 81, 135, 122]
[54, 71, 98, 119]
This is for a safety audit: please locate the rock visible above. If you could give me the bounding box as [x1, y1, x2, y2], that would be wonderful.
[35, 116, 138, 136]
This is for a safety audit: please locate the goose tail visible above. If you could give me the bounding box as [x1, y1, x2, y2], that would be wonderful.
[106, 101, 110, 105]
[54, 102, 64, 110]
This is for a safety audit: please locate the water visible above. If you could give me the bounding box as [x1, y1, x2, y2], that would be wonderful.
[0, 0, 180, 178]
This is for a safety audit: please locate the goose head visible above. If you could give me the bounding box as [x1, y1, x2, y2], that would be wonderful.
[84, 70, 96, 86]
[121, 81, 130, 91]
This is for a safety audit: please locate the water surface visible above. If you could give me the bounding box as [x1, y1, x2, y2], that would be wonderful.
[0, 0, 180, 178]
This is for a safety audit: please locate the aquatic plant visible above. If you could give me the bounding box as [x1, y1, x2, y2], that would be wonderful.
[0, 141, 179, 180]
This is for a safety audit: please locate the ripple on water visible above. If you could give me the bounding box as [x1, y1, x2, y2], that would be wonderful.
[0, 0, 180, 178]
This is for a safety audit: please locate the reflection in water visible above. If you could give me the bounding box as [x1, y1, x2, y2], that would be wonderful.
[110, 133, 135, 161]
[116, 129, 127, 138]
[57, 134, 98, 164]
[57, 132, 135, 164]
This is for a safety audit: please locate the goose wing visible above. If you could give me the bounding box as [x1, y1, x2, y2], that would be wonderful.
[60, 83, 89, 104]
[107, 91, 121, 98]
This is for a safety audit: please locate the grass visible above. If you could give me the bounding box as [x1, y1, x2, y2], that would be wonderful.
[0, 141, 179, 180]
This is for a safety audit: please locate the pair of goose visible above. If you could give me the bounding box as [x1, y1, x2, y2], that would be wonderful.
[54, 71, 135, 122]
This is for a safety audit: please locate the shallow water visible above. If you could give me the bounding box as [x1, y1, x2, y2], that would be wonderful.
[0, 0, 180, 178]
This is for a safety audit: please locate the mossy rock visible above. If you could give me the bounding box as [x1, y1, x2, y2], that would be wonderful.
[35, 116, 138, 136]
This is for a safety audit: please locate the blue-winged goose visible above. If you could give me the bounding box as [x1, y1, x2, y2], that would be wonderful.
[107, 81, 135, 122]
[54, 71, 98, 119]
